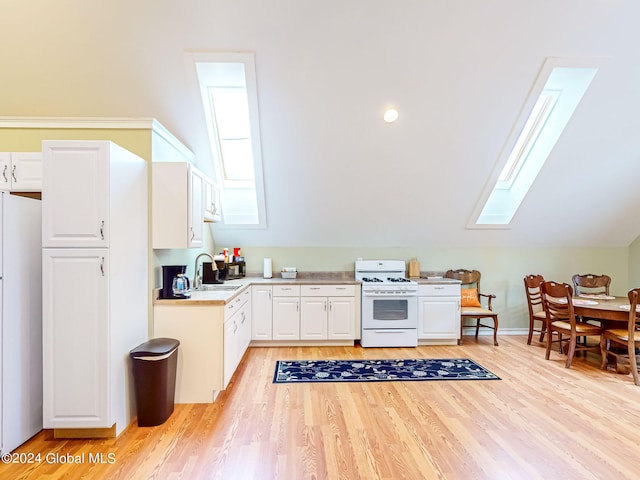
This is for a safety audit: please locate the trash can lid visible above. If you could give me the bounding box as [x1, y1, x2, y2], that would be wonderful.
[130, 337, 180, 357]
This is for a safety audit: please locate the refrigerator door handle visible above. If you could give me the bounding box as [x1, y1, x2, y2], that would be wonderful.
[100, 220, 105, 240]
[100, 257, 105, 276]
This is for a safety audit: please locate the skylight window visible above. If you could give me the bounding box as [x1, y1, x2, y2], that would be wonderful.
[471, 57, 601, 227]
[186, 52, 266, 227]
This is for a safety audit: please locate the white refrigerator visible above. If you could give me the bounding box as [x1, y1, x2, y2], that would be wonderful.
[0, 192, 42, 454]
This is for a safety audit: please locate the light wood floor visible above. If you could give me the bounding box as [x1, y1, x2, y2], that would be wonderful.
[4, 335, 640, 480]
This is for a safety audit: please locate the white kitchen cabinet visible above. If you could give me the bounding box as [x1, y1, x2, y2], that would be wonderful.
[223, 288, 251, 387]
[152, 161, 205, 249]
[300, 297, 328, 340]
[251, 285, 273, 340]
[41, 140, 148, 436]
[327, 296, 356, 339]
[203, 175, 222, 223]
[418, 284, 461, 345]
[272, 285, 300, 341]
[300, 285, 356, 341]
[0, 152, 42, 192]
[41, 143, 110, 248]
[42, 249, 110, 428]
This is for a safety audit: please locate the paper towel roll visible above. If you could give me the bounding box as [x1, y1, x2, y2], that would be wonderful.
[263, 258, 273, 278]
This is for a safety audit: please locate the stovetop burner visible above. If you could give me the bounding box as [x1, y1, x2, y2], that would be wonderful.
[388, 277, 411, 283]
[362, 277, 383, 283]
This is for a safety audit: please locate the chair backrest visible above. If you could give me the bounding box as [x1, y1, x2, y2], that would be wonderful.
[445, 269, 481, 292]
[524, 274, 545, 314]
[572, 273, 611, 296]
[541, 281, 576, 327]
[627, 288, 640, 342]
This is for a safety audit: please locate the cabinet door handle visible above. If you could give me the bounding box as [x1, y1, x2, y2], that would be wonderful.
[336, 287, 346, 290]
[329, 301, 332, 312]
[190, 227, 195, 241]
[2, 165, 6, 182]
[100, 257, 105, 276]
[268, 291, 272, 300]
[100, 220, 105, 240]
[241, 311, 246, 324]
[324, 300, 327, 311]
[296, 300, 299, 312]
[310, 287, 320, 290]
[11, 165, 17, 182]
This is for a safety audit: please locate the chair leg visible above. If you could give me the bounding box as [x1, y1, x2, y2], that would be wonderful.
[629, 342, 640, 386]
[565, 334, 578, 368]
[539, 321, 546, 342]
[600, 336, 608, 370]
[545, 329, 553, 360]
[475, 318, 480, 340]
[493, 316, 499, 346]
[527, 317, 534, 345]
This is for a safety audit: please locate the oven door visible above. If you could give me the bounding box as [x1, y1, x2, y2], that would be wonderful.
[362, 293, 417, 329]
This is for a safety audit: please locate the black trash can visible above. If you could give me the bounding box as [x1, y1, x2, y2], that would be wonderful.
[129, 337, 180, 427]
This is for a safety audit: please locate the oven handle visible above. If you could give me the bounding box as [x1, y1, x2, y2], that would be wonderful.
[370, 329, 410, 333]
[362, 291, 417, 297]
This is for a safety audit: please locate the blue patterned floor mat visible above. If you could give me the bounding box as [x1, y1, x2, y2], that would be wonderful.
[273, 358, 500, 383]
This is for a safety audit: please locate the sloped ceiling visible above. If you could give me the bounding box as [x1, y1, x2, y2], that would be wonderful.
[1, 1, 639, 247]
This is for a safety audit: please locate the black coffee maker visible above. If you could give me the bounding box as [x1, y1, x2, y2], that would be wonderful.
[160, 265, 189, 299]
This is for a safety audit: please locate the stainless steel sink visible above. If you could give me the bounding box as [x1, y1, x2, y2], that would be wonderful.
[196, 284, 242, 292]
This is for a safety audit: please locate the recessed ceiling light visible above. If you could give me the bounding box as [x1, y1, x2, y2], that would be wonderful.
[383, 108, 398, 123]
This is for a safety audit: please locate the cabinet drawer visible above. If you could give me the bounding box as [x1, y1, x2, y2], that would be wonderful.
[225, 288, 250, 316]
[273, 285, 300, 296]
[418, 284, 461, 297]
[301, 284, 355, 297]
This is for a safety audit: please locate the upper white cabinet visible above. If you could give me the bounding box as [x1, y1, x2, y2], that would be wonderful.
[152, 161, 205, 249]
[42, 142, 111, 248]
[0, 152, 42, 192]
[203, 175, 222, 223]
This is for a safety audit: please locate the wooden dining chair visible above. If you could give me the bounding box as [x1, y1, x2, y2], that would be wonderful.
[524, 274, 546, 345]
[600, 288, 640, 385]
[541, 281, 602, 368]
[445, 269, 499, 346]
[572, 273, 611, 296]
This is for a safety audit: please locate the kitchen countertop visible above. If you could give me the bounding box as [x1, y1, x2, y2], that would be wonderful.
[153, 272, 459, 306]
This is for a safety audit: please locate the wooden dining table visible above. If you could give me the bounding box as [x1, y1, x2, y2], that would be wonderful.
[572, 295, 632, 326]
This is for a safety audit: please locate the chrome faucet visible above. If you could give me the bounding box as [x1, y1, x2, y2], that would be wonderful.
[193, 253, 214, 290]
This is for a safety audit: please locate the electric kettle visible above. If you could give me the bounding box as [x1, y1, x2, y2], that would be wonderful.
[172, 273, 191, 298]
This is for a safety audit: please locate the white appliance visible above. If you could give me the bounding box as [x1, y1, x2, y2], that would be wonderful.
[0, 192, 42, 454]
[355, 260, 418, 347]
[41, 141, 148, 436]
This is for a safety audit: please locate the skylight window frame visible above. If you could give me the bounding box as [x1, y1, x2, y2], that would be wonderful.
[496, 92, 558, 189]
[468, 57, 603, 229]
[185, 51, 267, 228]
[207, 84, 255, 187]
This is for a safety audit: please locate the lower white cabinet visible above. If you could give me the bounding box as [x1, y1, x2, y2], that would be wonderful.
[272, 285, 300, 340]
[301, 285, 356, 340]
[153, 287, 252, 403]
[418, 284, 461, 345]
[268, 284, 357, 342]
[251, 285, 273, 340]
[223, 289, 252, 387]
[327, 296, 356, 339]
[42, 249, 110, 429]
